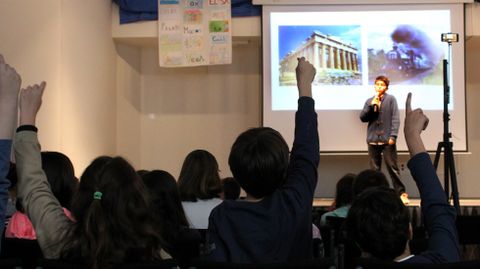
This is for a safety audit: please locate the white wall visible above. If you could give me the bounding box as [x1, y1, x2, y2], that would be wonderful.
[0, 0, 117, 175]
[116, 41, 262, 178]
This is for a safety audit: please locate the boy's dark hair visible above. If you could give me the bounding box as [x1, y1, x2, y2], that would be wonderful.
[375, 75, 390, 89]
[7, 162, 17, 189]
[221, 177, 241, 200]
[178, 149, 222, 202]
[335, 173, 355, 208]
[228, 127, 289, 199]
[345, 187, 410, 260]
[353, 169, 389, 197]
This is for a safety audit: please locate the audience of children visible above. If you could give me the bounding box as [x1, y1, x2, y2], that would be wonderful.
[178, 149, 223, 229]
[345, 93, 459, 263]
[0, 53, 463, 267]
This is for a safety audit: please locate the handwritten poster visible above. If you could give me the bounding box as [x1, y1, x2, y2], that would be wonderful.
[158, 0, 232, 67]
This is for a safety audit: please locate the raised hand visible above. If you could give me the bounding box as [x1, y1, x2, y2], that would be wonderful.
[295, 57, 316, 98]
[19, 82, 46, 126]
[0, 54, 22, 139]
[404, 93, 428, 157]
[0, 54, 21, 100]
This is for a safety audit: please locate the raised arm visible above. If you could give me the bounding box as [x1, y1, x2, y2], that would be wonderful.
[14, 82, 72, 258]
[296, 57, 315, 98]
[286, 57, 318, 199]
[0, 54, 21, 140]
[404, 93, 428, 157]
[0, 54, 21, 244]
[404, 93, 459, 263]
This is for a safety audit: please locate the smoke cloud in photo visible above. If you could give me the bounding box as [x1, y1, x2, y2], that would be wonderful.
[390, 25, 443, 66]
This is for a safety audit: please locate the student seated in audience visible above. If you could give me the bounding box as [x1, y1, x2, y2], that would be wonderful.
[220, 177, 241, 200]
[206, 57, 318, 263]
[14, 84, 171, 268]
[320, 173, 355, 226]
[142, 170, 202, 263]
[345, 93, 459, 263]
[6, 151, 78, 239]
[178, 149, 223, 229]
[5, 162, 17, 227]
[352, 169, 389, 198]
[0, 54, 21, 252]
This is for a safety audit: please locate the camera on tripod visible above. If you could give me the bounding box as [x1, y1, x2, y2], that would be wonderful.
[441, 32, 459, 43]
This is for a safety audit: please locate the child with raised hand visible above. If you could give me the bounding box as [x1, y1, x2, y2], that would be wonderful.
[0, 54, 22, 251]
[14, 81, 171, 268]
[207, 57, 319, 263]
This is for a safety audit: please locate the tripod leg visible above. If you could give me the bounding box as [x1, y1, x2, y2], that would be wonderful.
[434, 142, 443, 169]
[445, 142, 461, 214]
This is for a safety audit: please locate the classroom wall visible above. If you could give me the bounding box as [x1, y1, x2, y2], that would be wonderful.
[0, 0, 117, 175]
[116, 40, 262, 178]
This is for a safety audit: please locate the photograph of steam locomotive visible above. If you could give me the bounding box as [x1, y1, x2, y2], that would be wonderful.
[367, 25, 445, 85]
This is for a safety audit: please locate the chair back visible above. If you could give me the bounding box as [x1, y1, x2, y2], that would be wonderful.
[188, 258, 335, 269]
[355, 257, 480, 269]
[36, 259, 178, 269]
[456, 215, 480, 245]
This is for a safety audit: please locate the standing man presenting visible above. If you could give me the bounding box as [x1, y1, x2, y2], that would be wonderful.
[360, 75, 409, 204]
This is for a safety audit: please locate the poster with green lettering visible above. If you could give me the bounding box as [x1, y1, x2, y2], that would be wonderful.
[158, 0, 232, 67]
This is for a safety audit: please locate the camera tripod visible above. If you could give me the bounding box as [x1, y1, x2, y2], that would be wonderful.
[433, 59, 460, 214]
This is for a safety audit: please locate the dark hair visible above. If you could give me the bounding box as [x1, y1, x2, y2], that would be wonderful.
[375, 75, 390, 89]
[228, 127, 289, 199]
[221, 177, 241, 200]
[353, 169, 389, 197]
[346, 187, 410, 260]
[7, 162, 17, 189]
[178, 150, 222, 202]
[61, 156, 165, 268]
[335, 173, 355, 208]
[41, 151, 78, 209]
[136, 170, 149, 177]
[142, 170, 189, 243]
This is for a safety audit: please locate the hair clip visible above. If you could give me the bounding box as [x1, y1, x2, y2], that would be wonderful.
[93, 191, 103, 200]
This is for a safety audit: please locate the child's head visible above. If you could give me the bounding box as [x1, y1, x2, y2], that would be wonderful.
[346, 186, 410, 260]
[221, 177, 241, 200]
[142, 170, 188, 227]
[41, 151, 78, 209]
[374, 75, 390, 95]
[178, 149, 222, 202]
[65, 156, 164, 267]
[353, 169, 389, 197]
[228, 127, 289, 199]
[334, 173, 355, 208]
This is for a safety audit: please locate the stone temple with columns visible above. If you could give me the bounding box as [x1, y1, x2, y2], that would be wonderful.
[280, 31, 362, 85]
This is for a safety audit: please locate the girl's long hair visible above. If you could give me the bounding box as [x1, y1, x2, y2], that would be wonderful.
[61, 156, 165, 269]
[142, 170, 190, 254]
[177, 150, 222, 202]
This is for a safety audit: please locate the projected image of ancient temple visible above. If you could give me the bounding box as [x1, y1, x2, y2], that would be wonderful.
[367, 25, 444, 85]
[278, 26, 362, 86]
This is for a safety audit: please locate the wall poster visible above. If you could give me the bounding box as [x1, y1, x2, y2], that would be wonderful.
[158, 0, 232, 67]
